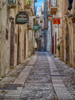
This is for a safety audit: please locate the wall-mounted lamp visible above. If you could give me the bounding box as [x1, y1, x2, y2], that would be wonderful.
[9, 16, 14, 22]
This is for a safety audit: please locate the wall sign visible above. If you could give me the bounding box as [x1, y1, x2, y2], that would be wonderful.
[53, 18, 60, 24]
[16, 11, 29, 24]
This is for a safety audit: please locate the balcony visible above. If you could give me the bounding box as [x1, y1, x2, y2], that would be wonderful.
[24, 0, 33, 16]
[24, 6, 33, 16]
[24, 5, 31, 9]
[8, 0, 16, 8]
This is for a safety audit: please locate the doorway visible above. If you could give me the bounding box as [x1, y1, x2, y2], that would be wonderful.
[37, 39, 42, 51]
[52, 36, 54, 54]
[55, 33, 57, 54]
[66, 25, 69, 63]
[24, 30, 26, 59]
[17, 26, 20, 64]
[10, 21, 14, 66]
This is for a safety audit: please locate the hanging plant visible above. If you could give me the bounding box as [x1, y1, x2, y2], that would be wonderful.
[48, 14, 50, 16]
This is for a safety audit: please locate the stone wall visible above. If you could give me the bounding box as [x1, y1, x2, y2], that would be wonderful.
[0, 0, 2, 75]
[0, 0, 35, 77]
[1, 0, 10, 76]
[73, 23, 75, 67]
[61, 0, 75, 68]
[47, 21, 52, 52]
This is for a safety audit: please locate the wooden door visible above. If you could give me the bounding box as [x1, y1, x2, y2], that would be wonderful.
[24, 30, 26, 59]
[10, 21, 14, 66]
[55, 33, 57, 54]
[17, 26, 20, 64]
[52, 36, 54, 54]
[66, 25, 69, 63]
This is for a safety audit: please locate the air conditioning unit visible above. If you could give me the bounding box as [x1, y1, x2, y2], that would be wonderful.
[0, 1, 2, 9]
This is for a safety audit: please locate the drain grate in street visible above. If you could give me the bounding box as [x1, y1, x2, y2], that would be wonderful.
[0, 84, 22, 90]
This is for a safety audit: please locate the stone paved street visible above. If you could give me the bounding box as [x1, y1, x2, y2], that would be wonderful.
[0, 52, 75, 100]
[52, 56, 75, 100]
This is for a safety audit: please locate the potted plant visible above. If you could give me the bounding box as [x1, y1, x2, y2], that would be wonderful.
[25, 0, 32, 9]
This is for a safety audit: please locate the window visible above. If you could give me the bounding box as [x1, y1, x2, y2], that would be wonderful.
[8, 0, 16, 4]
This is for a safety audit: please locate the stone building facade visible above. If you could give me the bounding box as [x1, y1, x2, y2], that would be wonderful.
[43, 0, 48, 51]
[47, 0, 75, 68]
[62, 0, 75, 67]
[0, 0, 36, 77]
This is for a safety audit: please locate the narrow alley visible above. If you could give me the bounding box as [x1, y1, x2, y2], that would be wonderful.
[0, 0, 75, 100]
[0, 52, 75, 100]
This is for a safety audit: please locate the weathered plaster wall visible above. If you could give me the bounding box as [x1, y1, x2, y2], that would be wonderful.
[0, 0, 2, 75]
[1, 0, 10, 76]
[47, 21, 52, 52]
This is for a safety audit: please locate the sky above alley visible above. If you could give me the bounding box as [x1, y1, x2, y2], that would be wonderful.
[35, 0, 44, 15]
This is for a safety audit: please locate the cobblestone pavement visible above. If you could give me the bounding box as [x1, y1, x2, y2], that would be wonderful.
[52, 56, 75, 100]
[20, 52, 57, 100]
[0, 56, 31, 85]
[0, 52, 75, 100]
